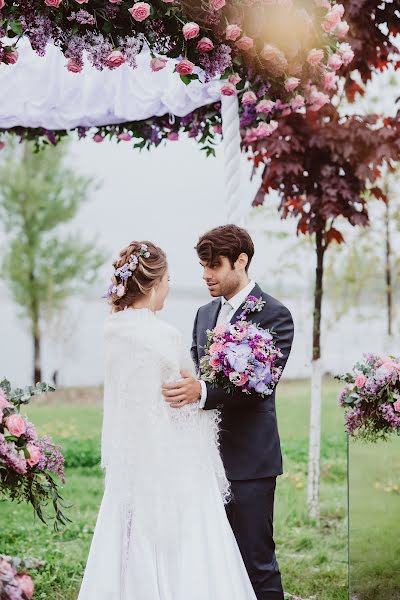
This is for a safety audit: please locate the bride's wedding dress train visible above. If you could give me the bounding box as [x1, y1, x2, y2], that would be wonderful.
[77, 307, 257, 600]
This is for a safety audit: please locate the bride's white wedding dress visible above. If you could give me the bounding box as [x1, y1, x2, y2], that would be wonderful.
[77, 307, 257, 600]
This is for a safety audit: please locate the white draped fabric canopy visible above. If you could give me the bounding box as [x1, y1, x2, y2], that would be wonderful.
[0, 38, 245, 222]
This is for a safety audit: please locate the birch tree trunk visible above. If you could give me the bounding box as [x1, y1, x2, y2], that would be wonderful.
[307, 228, 326, 522]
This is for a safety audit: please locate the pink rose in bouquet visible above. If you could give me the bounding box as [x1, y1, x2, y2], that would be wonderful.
[182, 22, 200, 40]
[129, 1, 150, 21]
[5, 414, 26, 437]
[175, 59, 194, 75]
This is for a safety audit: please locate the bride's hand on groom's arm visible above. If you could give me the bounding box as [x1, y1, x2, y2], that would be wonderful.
[162, 370, 202, 408]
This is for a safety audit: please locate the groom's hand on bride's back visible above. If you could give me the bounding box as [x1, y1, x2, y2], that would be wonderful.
[162, 370, 202, 408]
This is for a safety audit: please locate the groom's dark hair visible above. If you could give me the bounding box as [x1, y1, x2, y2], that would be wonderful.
[195, 224, 254, 272]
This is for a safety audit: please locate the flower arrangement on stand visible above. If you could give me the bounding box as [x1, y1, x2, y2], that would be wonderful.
[337, 354, 400, 442]
[0, 378, 69, 530]
[0, 555, 44, 600]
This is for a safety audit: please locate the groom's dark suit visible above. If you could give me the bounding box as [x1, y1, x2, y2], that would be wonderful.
[191, 283, 294, 600]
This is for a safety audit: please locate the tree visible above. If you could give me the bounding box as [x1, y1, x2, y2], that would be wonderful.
[0, 140, 106, 384]
[246, 106, 400, 520]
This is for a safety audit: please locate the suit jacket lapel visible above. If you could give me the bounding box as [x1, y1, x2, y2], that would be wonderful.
[229, 282, 261, 324]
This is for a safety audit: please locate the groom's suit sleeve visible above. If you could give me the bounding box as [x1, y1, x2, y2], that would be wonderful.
[190, 309, 200, 372]
[203, 303, 294, 411]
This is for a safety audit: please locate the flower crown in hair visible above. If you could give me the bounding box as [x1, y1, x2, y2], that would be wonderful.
[103, 244, 151, 299]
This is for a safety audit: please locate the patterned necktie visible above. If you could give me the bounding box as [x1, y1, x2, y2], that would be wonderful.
[216, 301, 233, 325]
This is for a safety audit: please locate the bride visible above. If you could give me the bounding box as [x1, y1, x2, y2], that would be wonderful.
[77, 240, 257, 600]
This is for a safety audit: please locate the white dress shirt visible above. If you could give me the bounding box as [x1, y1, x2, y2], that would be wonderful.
[198, 280, 256, 408]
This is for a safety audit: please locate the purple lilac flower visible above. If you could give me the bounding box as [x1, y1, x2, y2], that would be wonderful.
[199, 44, 232, 82]
[379, 403, 400, 429]
[24, 420, 37, 442]
[67, 10, 96, 25]
[84, 32, 113, 71]
[24, 15, 53, 57]
[345, 407, 364, 435]
[118, 35, 143, 69]
[0, 433, 27, 475]
[240, 104, 257, 128]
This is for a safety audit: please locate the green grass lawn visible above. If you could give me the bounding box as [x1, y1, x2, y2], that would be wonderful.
[1, 379, 349, 599]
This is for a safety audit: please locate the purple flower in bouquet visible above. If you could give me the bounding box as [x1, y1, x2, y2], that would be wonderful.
[226, 342, 252, 372]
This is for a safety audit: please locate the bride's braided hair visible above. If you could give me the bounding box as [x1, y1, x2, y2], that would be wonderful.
[108, 240, 167, 312]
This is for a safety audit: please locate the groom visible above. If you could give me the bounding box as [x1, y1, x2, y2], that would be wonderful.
[162, 224, 294, 600]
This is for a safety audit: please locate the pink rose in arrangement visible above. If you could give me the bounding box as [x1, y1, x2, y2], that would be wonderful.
[175, 58, 194, 75]
[214, 324, 228, 336]
[393, 400, 400, 413]
[16, 574, 35, 600]
[323, 70, 338, 90]
[213, 124, 222, 134]
[66, 58, 82, 73]
[129, 1, 150, 22]
[322, 8, 342, 33]
[255, 120, 278, 138]
[307, 48, 324, 66]
[5, 414, 26, 437]
[117, 132, 132, 141]
[308, 89, 330, 111]
[230, 372, 249, 387]
[197, 37, 214, 53]
[93, 134, 104, 142]
[225, 24, 242, 41]
[106, 50, 125, 68]
[235, 36, 254, 51]
[182, 22, 200, 40]
[167, 132, 179, 141]
[210, 356, 221, 369]
[256, 99, 275, 113]
[336, 21, 349, 38]
[210, 342, 225, 354]
[44, 0, 63, 7]
[285, 77, 300, 92]
[75, 0, 89, 4]
[109, 0, 122, 3]
[150, 56, 168, 71]
[26, 443, 43, 467]
[220, 82, 237, 96]
[0, 390, 12, 409]
[242, 91, 257, 105]
[4, 50, 19, 64]
[0, 0, 5, 9]
[210, 0, 225, 10]
[355, 375, 367, 389]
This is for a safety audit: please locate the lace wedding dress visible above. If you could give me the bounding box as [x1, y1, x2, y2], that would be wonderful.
[77, 307, 257, 600]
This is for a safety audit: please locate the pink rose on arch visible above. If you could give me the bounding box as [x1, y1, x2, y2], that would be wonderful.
[307, 48, 324, 66]
[197, 37, 214, 53]
[290, 94, 305, 110]
[183, 22, 200, 40]
[393, 399, 400, 413]
[106, 50, 125, 68]
[5, 50, 19, 65]
[210, 0, 225, 10]
[5, 414, 26, 437]
[75, 0, 89, 4]
[284, 77, 300, 92]
[0, 390, 12, 410]
[322, 9, 342, 33]
[261, 44, 280, 62]
[308, 90, 330, 111]
[118, 132, 132, 141]
[355, 375, 367, 389]
[0, 0, 5, 8]
[228, 73, 241, 85]
[109, 0, 122, 3]
[225, 24, 241, 41]
[221, 82, 237, 96]
[235, 36, 254, 51]
[26, 443, 43, 467]
[213, 124, 222, 134]
[66, 58, 82, 73]
[255, 121, 278, 138]
[167, 132, 179, 141]
[256, 99, 275, 113]
[210, 342, 225, 354]
[44, 0, 63, 7]
[242, 91, 257, 105]
[328, 53, 343, 71]
[93, 134, 104, 142]
[339, 42, 354, 66]
[150, 56, 168, 71]
[129, 1, 150, 21]
[323, 70, 338, 90]
[16, 574, 34, 600]
[336, 21, 349, 38]
[175, 58, 194, 75]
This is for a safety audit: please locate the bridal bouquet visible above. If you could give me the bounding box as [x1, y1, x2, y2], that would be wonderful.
[200, 319, 283, 397]
[0, 379, 69, 530]
[0, 555, 35, 600]
[337, 354, 400, 442]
